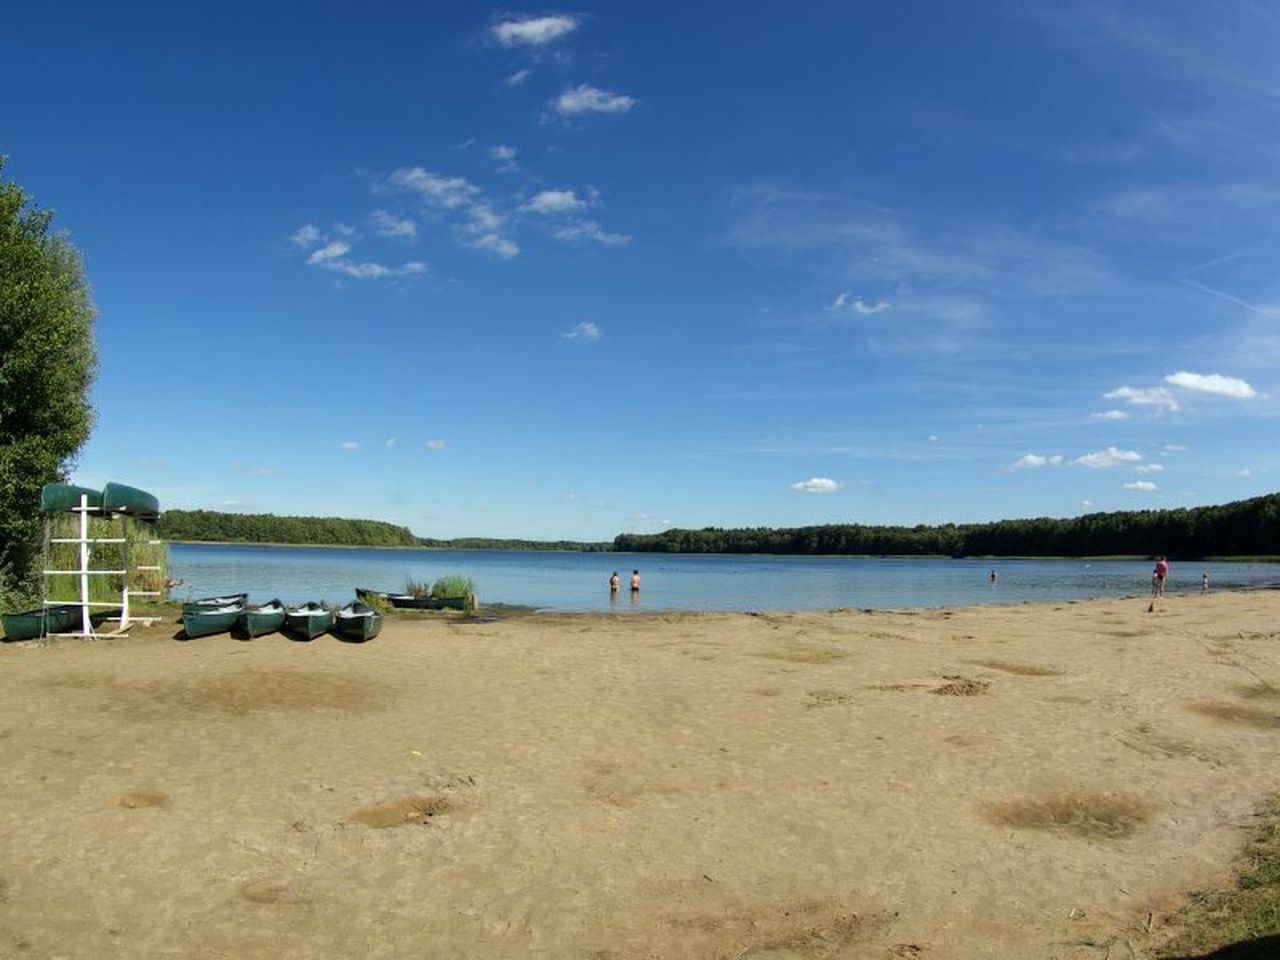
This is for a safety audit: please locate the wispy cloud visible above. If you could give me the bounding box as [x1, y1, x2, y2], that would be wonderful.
[1012, 454, 1064, 469]
[491, 14, 580, 48]
[562, 321, 601, 342]
[1125, 480, 1159, 492]
[490, 145, 518, 172]
[424, 439, 447, 450]
[1164, 370, 1257, 398]
[551, 220, 631, 246]
[522, 189, 587, 214]
[291, 225, 426, 280]
[1091, 409, 1130, 420]
[1075, 446, 1142, 469]
[827, 292, 891, 315]
[553, 84, 637, 116]
[370, 209, 417, 241]
[506, 69, 532, 86]
[339, 441, 360, 451]
[792, 477, 841, 493]
[1104, 385, 1181, 412]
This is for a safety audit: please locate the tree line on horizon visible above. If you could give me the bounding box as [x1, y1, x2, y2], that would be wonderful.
[612, 492, 1280, 559]
[156, 493, 1278, 559]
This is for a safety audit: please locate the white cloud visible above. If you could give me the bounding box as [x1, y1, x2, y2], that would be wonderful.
[1091, 409, 1130, 420]
[387, 167, 481, 209]
[385, 438, 397, 447]
[424, 439, 447, 450]
[1125, 480, 1159, 491]
[339, 441, 360, 450]
[791, 477, 841, 493]
[522, 189, 586, 214]
[827, 291, 891, 314]
[1237, 468, 1253, 477]
[290, 224, 321, 247]
[506, 69, 533, 86]
[1133, 463, 1164, 474]
[1082, 499, 1095, 509]
[307, 241, 350, 265]
[370, 209, 418, 240]
[1164, 370, 1257, 398]
[1163, 444, 1189, 452]
[1104, 385, 1181, 411]
[927, 434, 940, 443]
[554, 84, 637, 116]
[492, 14, 579, 47]
[1075, 446, 1142, 469]
[490, 145, 518, 170]
[562, 321, 601, 342]
[1012, 453, 1064, 469]
[462, 232, 519, 259]
[551, 220, 631, 246]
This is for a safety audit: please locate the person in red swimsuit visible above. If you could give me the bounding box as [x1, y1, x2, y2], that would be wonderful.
[1152, 556, 1169, 597]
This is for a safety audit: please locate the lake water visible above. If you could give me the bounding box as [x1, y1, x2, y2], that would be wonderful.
[167, 543, 1280, 613]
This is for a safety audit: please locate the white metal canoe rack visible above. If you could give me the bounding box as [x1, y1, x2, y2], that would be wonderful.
[42, 493, 163, 637]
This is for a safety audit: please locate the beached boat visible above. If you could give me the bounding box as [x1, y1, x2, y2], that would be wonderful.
[2, 603, 82, 641]
[285, 601, 333, 641]
[334, 601, 383, 642]
[182, 603, 242, 639]
[238, 598, 286, 638]
[39, 483, 104, 514]
[181, 593, 248, 616]
[100, 481, 161, 519]
[354, 587, 388, 604]
[387, 593, 472, 611]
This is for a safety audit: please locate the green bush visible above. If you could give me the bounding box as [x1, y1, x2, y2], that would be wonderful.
[431, 574, 476, 599]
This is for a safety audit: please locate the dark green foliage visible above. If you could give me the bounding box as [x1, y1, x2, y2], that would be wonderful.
[157, 509, 420, 547]
[418, 537, 610, 551]
[0, 158, 98, 594]
[614, 492, 1280, 559]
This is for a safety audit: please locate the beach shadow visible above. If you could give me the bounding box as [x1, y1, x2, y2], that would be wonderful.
[1165, 934, 1280, 960]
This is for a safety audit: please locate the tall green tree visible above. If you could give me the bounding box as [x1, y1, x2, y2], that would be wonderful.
[0, 158, 98, 598]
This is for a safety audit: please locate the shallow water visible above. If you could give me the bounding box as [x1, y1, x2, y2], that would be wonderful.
[168, 544, 1278, 613]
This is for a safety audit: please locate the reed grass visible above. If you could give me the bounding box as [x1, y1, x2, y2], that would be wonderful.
[44, 513, 168, 605]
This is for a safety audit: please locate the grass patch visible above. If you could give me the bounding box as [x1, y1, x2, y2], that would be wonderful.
[1156, 796, 1280, 957]
[432, 574, 476, 600]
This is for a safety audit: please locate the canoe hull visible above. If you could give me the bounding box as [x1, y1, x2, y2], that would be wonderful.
[40, 484, 104, 514]
[182, 607, 241, 639]
[101, 481, 161, 519]
[2, 604, 82, 641]
[388, 594, 471, 611]
[335, 602, 383, 642]
[182, 593, 248, 616]
[285, 603, 333, 641]
[238, 600, 286, 638]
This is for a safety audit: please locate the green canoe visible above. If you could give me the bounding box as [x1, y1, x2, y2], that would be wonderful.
[237, 599, 286, 638]
[101, 481, 161, 519]
[40, 483, 104, 514]
[285, 602, 334, 641]
[2, 604, 82, 641]
[182, 603, 243, 639]
[334, 601, 383, 642]
[181, 593, 248, 616]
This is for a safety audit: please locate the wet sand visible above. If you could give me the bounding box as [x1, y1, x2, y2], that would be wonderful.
[2, 591, 1279, 958]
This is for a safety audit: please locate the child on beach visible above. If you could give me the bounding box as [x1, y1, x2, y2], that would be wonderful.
[1152, 556, 1168, 597]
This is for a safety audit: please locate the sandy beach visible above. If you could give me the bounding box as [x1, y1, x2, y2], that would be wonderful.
[2, 591, 1279, 958]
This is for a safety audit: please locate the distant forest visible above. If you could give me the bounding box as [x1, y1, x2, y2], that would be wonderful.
[158, 493, 1280, 558]
[613, 492, 1280, 559]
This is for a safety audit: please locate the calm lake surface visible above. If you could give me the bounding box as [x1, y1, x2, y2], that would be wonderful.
[168, 544, 1280, 613]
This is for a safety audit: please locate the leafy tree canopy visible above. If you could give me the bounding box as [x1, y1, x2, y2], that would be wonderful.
[0, 157, 98, 591]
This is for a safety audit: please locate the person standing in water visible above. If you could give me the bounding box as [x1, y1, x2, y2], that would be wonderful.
[609, 571, 620, 593]
[1152, 556, 1169, 597]
[630, 569, 641, 593]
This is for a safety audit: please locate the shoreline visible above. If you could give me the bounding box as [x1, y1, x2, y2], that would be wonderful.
[3, 592, 1279, 957]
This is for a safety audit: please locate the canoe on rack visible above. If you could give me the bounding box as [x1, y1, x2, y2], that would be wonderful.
[101, 481, 161, 519]
[334, 601, 383, 642]
[2, 604, 82, 641]
[238, 598, 286, 638]
[40, 484, 104, 514]
[285, 602, 333, 641]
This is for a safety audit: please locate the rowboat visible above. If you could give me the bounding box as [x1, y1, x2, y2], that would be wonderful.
[182, 603, 243, 639]
[355, 587, 388, 604]
[100, 481, 161, 519]
[334, 601, 383, 642]
[238, 598, 286, 638]
[389, 593, 471, 611]
[40, 483, 104, 514]
[2, 604, 82, 641]
[182, 593, 248, 616]
[285, 602, 333, 641]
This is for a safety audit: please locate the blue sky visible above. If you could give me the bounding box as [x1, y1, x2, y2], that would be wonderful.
[4, 1, 1277, 540]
